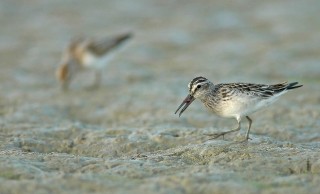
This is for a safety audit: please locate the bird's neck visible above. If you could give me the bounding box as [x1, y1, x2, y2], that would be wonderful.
[198, 84, 216, 101]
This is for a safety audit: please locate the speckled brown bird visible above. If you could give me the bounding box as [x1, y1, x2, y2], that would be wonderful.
[175, 76, 302, 141]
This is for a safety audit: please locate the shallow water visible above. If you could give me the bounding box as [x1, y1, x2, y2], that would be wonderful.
[1, 0, 320, 193]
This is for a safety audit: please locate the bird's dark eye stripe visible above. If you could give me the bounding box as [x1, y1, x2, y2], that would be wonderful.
[190, 77, 206, 86]
[190, 79, 206, 89]
[195, 79, 206, 84]
[189, 77, 207, 92]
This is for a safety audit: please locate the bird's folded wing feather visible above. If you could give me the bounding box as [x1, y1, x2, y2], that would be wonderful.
[87, 33, 131, 56]
[216, 82, 289, 99]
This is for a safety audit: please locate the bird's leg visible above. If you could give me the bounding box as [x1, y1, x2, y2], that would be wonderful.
[94, 71, 101, 88]
[61, 80, 70, 91]
[237, 116, 253, 143]
[205, 117, 241, 140]
[245, 116, 252, 140]
[87, 71, 101, 90]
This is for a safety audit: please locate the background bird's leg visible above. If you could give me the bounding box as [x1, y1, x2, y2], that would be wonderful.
[87, 70, 101, 90]
[94, 71, 101, 88]
[61, 80, 70, 91]
[205, 117, 241, 140]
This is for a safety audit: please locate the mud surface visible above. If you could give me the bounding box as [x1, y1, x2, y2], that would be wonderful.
[0, 0, 320, 193]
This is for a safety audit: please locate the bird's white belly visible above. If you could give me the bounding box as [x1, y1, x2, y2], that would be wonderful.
[217, 94, 281, 118]
[82, 52, 116, 69]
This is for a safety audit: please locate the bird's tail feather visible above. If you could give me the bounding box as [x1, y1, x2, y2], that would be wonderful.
[286, 82, 303, 90]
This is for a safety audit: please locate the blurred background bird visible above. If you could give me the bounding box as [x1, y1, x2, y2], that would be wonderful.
[56, 32, 133, 90]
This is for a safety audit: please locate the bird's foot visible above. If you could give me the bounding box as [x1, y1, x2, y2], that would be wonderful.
[204, 132, 229, 140]
[204, 128, 241, 140]
[236, 136, 252, 143]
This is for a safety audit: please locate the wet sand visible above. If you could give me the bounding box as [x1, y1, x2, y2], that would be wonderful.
[0, 0, 320, 193]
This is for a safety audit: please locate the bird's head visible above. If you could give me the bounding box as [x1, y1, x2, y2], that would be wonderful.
[175, 76, 211, 117]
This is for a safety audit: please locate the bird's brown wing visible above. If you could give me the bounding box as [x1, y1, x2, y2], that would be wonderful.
[87, 33, 132, 56]
[216, 82, 290, 99]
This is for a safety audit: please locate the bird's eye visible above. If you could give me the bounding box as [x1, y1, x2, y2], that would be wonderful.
[197, 85, 201, 88]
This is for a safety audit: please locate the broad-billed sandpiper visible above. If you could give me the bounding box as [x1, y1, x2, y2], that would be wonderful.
[56, 32, 132, 90]
[175, 76, 302, 141]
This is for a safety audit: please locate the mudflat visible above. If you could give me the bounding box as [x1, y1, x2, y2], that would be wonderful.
[0, 0, 319, 193]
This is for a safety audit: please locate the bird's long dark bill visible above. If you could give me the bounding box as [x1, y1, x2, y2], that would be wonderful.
[175, 95, 195, 117]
